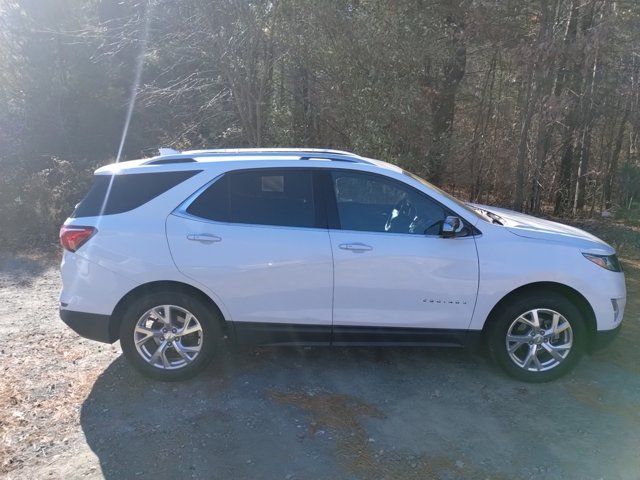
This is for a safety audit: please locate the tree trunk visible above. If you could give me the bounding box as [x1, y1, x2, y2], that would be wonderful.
[572, 125, 592, 215]
[470, 52, 497, 201]
[572, 6, 600, 215]
[291, 62, 314, 145]
[603, 111, 628, 208]
[426, 4, 466, 186]
[553, 0, 583, 215]
[529, 0, 556, 214]
[514, 72, 535, 211]
[554, 132, 576, 215]
[530, 116, 553, 214]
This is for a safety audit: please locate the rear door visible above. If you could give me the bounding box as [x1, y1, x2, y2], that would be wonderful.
[326, 169, 479, 340]
[166, 168, 333, 343]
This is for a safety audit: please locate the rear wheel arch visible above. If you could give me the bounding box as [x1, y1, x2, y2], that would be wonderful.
[481, 282, 597, 346]
[110, 280, 229, 341]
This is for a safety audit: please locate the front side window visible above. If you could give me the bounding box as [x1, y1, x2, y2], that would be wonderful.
[187, 169, 317, 228]
[332, 171, 447, 235]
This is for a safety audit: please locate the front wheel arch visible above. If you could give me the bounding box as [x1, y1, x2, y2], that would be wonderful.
[481, 282, 597, 349]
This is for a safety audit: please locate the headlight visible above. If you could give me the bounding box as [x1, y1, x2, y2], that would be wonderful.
[582, 253, 622, 272]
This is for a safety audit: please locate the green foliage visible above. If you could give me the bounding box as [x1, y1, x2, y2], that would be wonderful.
[0, 157, 98, 247]
[614, 203, 640, 227]
[616, 163, 640, 225]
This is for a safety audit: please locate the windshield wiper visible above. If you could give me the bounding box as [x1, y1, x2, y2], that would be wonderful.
[486, 212, 504, 226]
[470, 206, 504, 226]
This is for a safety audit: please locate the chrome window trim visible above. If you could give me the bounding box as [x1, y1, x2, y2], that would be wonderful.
[173, 166, 481, 238]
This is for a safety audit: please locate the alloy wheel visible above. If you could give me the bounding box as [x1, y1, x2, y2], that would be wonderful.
[133, 304, 203, 370]
[505, 308, 573, 372]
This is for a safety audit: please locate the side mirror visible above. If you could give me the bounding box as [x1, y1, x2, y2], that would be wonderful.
[440, 215, 464, 238]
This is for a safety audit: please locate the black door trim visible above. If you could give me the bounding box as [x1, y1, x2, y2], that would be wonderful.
[231, 322, 332, 346]
[230, 322, 481, 348]
[331, 325, 473, 347]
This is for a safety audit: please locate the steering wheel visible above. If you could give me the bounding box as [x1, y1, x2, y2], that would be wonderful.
[385, 197, 417, 232]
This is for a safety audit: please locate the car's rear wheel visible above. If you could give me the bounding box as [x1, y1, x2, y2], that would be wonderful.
[487, 291, 586, 382]
[119, 291, 221, 381]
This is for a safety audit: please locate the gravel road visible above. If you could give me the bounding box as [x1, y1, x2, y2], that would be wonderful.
[1, 250, 638, 480]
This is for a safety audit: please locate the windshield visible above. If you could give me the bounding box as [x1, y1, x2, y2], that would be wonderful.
[401, 170, 487, 222]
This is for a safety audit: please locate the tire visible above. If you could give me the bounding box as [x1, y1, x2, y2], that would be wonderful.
[487, 291, 586, 382]
[119, 290, 222, 381]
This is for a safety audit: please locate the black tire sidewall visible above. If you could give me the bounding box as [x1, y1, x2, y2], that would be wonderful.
[119, 291, 221, 381]
[488, 291, 586, 382]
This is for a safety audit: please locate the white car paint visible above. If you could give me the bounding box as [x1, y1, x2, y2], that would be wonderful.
[468, 216, 625, 332]
[60, 150, 626, 341]
[472, 203, 615, 250]
[166, 215, 334, 326]
[328, 229, 478, 329]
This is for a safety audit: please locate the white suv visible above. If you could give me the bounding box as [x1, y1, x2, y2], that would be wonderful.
[59, 148, 626, 382]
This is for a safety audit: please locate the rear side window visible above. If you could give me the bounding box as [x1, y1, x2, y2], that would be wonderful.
[72, 170, 200, 217]
[186, 175, 230, 221]
[186, 169, 318, 228]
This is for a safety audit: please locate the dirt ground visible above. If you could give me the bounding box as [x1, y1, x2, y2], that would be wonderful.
[1, 221, 639, 480]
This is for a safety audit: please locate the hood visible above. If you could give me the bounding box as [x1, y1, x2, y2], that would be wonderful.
[470, 204, 614, 254]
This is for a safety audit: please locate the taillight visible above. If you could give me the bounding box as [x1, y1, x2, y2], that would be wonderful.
[59, 225, 97, 252]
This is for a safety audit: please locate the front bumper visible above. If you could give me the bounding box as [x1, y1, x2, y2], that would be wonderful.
[590, 323, 622, 352]
[60, 308, 117, 343]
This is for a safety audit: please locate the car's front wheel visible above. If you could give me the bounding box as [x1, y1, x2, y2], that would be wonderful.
[487, 291, 587, 382]
[119, 291, 221, 381]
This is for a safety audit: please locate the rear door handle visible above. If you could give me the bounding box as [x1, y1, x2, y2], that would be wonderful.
[187, 233, 222, 243]
[339, 242, 373, 252]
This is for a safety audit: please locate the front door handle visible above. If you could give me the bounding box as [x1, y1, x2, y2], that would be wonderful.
[187, 233, 222, 243]
[339, 242, 373, 252]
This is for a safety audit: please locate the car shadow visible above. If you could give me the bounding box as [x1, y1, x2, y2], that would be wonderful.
[80, 344, 640, 479]
[80, 345, 489, 479]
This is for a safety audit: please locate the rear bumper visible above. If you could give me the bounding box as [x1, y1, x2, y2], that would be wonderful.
[590, 323, 622, 352]
[60, 308, 117, 343]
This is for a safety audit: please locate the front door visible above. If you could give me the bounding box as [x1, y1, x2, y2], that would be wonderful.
[326, 170, 479, 339]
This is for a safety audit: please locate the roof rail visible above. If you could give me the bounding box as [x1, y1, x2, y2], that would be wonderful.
[298, 153, 366, 163]
[142, 147, 373, 166]
[182, 147, 360, 158]
[146, 156, 197, 165]
[184, 148, 373, 164]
